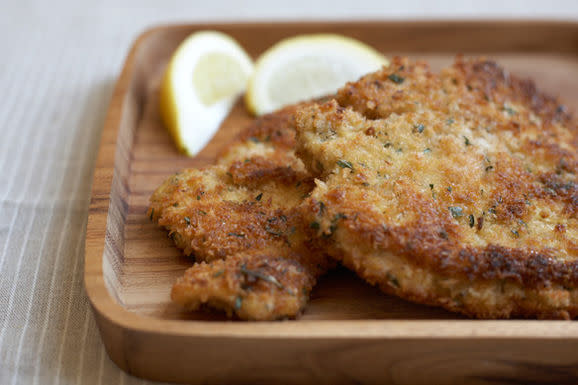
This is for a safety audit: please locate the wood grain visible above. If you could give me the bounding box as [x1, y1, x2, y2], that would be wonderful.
[85, 21, 578, 384]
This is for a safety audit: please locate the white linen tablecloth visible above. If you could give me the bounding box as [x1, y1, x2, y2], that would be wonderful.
[1, 0, 577, 383]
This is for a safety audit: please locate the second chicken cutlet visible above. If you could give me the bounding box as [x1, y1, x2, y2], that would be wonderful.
[296, 57, 577, 319]
[149, 104, 332, 320]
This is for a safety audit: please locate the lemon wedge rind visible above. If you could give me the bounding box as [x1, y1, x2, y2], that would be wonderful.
[245, 34, 388, 116]
[160, 31, 253, 156]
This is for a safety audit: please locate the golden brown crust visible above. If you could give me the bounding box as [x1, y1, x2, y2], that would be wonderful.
[236, 105, 298, 149]
[171, 254, 315, 321]
[149, 105, 332, 320]
[149, 164, 314, 261]
[296, 57, 577, 319]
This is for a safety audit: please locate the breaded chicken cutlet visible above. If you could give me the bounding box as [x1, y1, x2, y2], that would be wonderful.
[149, 104, 332, 320]
[296, 56, 577, 319]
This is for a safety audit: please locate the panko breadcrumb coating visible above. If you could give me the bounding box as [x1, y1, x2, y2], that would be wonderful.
[149, 104, 332, 320]
[296, 56, 577, 319]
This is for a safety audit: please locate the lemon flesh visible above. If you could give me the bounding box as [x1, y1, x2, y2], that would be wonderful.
[246, 34, 388, 116]
[193, 53, 249, 106]
[160, 31, 253, 156]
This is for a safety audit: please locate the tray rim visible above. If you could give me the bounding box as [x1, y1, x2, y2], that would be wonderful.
[84, 19, 578, 341]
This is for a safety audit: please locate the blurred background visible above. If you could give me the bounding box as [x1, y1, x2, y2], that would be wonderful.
[0, 1, 577, 384]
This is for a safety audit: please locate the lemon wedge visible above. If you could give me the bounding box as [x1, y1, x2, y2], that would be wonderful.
[160, 31, 253, 156]
[245, 34, 388, 115]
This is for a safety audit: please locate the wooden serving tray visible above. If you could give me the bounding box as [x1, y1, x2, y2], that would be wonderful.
[85, 21, 578, 384]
